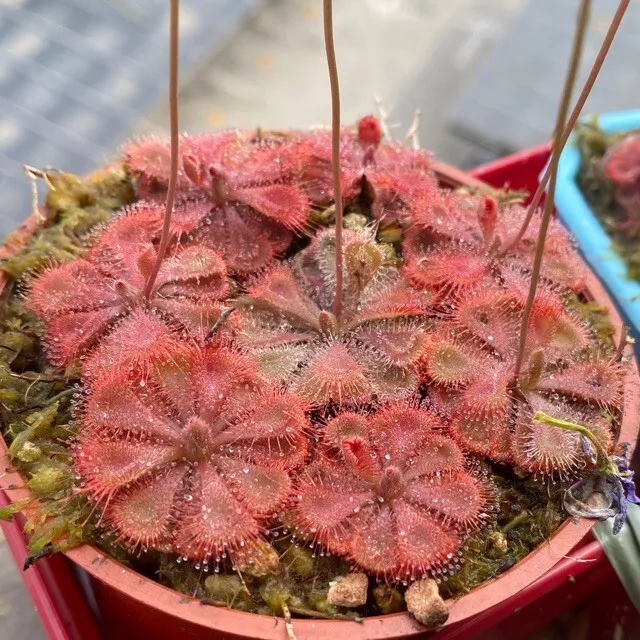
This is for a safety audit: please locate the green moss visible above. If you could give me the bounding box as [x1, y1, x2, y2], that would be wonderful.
[0, 500, 27, 521]
[0, 167, 132, 557]
[305, 589, 342, 617]
[235, 540, 280, 577]
[343, 212, 368, 230]
[564, 291, 616, 349]
[439, 473, 565, 599]
[376, 221, 404, 245]
[259, 576, 298, 613]
[372, 585, 404, 614]
[282, 545, 315, 577]
[204, 575, 250, 607]
[1, 166, 134, 280]
[27, 465, 70, 496]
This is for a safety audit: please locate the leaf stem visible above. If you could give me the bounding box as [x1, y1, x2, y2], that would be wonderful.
[512, 0, 591, 381]
[143, 0, 180, 301]
[504, 0, 629, 255]
[533, 411, 615, 475]
[8, 372, 70, 384]
[282, 602, 298, 640]
[501, 510, 531, 534]
[323, 0, 344, 319]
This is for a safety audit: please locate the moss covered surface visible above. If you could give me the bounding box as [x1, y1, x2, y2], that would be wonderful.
[576, 120, 640, 281]
[0, 168, 610, 619]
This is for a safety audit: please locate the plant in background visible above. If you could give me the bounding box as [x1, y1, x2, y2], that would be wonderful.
[603, 132, 640, 224]
[576, 121, 640, 281]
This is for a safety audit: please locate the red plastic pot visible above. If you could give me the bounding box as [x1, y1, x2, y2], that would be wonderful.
[469, 144, 552, 201]
[1, 150, 638, 640]
[0, 492, 101, 640]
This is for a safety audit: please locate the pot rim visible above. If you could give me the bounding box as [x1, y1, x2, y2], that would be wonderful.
[1, 159, 638, 639]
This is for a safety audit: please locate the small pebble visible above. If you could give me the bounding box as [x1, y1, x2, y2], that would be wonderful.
[327, 573, 368, 608]
[404, 579, 449, 629]
[488, 530, 508, 554]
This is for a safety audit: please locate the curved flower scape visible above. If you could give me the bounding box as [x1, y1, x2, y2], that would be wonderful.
[291, 404, 491, 579]
[74, 345, 309, 563]
[234, 226, 434, 405]
[27, 205, 230, 366]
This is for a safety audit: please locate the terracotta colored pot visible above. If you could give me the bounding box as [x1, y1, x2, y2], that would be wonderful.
[1, 160, 638, 640]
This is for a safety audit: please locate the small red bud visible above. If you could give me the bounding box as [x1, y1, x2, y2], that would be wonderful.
[357, 115, 382, 148]
[477, 195, 498, 246]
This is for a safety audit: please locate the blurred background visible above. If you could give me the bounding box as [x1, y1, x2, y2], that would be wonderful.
[1, 0, 640, 637]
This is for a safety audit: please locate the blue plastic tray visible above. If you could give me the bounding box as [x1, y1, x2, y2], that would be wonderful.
[555, 109, 640, 335]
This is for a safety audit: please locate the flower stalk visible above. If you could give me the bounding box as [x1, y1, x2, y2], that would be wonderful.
[512, 0, 591, 381]
[323, 0, 344, 318]
[507, 0, 630, 252]
[143, 0, 180, 301]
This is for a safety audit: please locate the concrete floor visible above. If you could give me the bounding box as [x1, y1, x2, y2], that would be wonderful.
[0, 533, 46, 640]
[0, 1, 527, 637]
